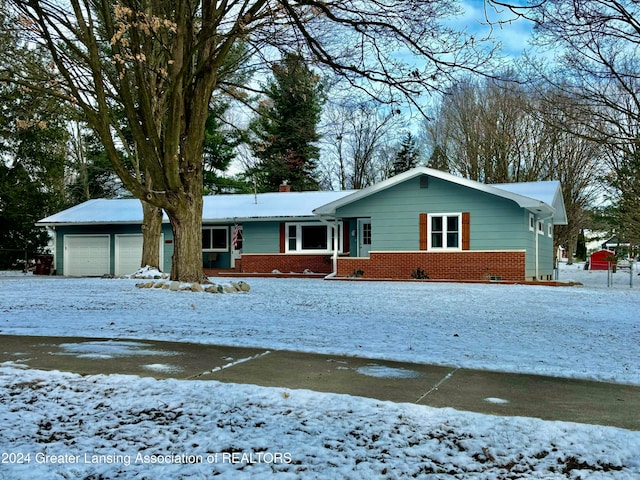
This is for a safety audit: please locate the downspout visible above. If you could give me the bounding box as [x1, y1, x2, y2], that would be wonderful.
[317, 215, 338, 279]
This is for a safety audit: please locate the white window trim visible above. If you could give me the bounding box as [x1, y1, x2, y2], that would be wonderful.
[427, 213, 462, 251]
[285, 222, 343, 254]
[537, 220, 545, 235]
[548, 223, 553, 238]
[529, 213, 535, 232]
[202, 226, 229, 252]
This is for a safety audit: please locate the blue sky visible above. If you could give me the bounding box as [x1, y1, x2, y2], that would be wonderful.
[455, 0, 535, 59]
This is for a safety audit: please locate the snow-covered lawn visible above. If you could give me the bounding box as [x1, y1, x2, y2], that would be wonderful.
[1, 262, 639, 478]
[2, 263, 638, 384]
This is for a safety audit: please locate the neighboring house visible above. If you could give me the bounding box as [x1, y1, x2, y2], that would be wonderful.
[314, 168, 566, 281]
[602, 236, 638, 259]
[36, 167, 566, 281]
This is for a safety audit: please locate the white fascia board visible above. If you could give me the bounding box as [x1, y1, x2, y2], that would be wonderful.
[314, 167, 558, 218]
[35, 220, 148, 227]
[202, 216, 317, 224]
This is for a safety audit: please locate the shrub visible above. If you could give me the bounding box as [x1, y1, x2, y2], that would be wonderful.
[411, 268, 429, 279]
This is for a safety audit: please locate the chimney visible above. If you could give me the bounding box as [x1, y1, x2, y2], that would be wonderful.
[279, 181, 291, 193]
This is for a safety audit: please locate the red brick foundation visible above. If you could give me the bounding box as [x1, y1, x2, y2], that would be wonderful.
[336, 251, 526, 282]
[241, 254, 333, 274]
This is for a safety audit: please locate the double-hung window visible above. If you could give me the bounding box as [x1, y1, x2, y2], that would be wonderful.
[428, 213, 461, 250]
[202, 226, 228, 251]
[285, 222, 342, 253]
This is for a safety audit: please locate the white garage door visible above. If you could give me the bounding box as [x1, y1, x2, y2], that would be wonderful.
[115, 234, 164, 276]
[115, 234, 143, 276]
[64, 235, 110, 276]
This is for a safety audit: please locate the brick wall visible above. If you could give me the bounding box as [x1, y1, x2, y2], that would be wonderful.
[336, 251, 526, 281]
[241, 254, 333, 274]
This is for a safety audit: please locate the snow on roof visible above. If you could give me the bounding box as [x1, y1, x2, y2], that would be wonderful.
[202, 190, 356, 222]
[36, 190, 357, 226]
[315, 167, 568, 225]
[36, 198, 149, 225]
[36, 170, 567, 227]
[492, 180, 567, 225]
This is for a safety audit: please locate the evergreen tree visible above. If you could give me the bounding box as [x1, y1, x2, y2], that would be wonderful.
[248, 52, 325, 192]
[0, 82, 69, 268]
[392, 132, 421, 175]
[427, 144, 451, 172]
[0, 162, 51, 269]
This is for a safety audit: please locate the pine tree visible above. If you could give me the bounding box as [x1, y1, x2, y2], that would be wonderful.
[0, 83, 69, 269]
[392, 132, 421, 176]
[248, 52, 325, 192]
[427, 144, 450, 172]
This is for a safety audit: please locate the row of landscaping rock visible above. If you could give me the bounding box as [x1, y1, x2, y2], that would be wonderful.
[135, 280, 250, 293]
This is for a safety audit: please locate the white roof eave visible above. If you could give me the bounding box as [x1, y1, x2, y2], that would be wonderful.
[314, 167, 566, 224]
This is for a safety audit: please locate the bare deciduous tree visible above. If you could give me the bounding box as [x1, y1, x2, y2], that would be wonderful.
[490, 0, 640, 244]
[320, 101, 404, 189]
[424, 76, 602, 262]
[424, 76, 546, 183]
[4, 0, 495, 281]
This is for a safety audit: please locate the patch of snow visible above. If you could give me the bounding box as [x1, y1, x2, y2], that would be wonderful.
[356, 364, 423, 379]
[142, 363, 183, 373]
[1, 262, 636, 384]
[56, 341, 180, 358]
[128, 265, 167, 279]
[484, 397, 510, 404]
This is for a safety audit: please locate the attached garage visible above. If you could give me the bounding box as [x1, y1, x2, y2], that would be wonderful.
[115, 234, 142, 276]
[114, 234, 164, 276]
[63, 235, 110, 276]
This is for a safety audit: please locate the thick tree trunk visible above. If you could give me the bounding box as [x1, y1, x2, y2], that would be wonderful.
[167, 193, 208, 283]
[140, 201, 163, 270]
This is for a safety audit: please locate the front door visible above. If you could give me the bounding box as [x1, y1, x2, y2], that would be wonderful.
[230, 225, 243, 268]
[357, 219, 372, 257]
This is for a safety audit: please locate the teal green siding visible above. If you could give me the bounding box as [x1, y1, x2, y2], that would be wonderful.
[334, 174, 555, 278]
[524, 216, 555, 279]
[243, 221, 281, 253]
[202, 251, 232, 269]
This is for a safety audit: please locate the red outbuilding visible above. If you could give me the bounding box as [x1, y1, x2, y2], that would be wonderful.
[589, 249, 616, 270]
